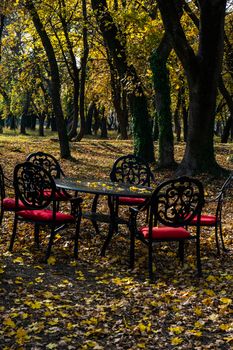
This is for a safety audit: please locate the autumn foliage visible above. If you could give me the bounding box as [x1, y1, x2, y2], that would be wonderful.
[0, 136, 232, 349]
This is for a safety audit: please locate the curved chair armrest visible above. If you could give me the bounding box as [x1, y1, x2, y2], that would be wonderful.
[129, 199, 150, 216]
[129, 206, 140, 216]
[129, 203, 150, 233]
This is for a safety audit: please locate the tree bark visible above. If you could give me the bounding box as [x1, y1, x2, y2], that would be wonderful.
[174, 88, 182, 142]
[20, 91, 31, 135]
[150, 34, 175, 167]
[25, 0, 70, 158]
[107, 49, 128, 139]
[91, 0, 155, 162]
[56, 0, 81, 140]
[75, 0, 89, 142]
[157, 0, 227, 174]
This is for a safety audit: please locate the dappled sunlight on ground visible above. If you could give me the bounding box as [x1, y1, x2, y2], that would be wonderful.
[0, 137, 232, 349]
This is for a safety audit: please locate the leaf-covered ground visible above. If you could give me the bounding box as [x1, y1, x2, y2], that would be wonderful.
[0, 135, 233, 350]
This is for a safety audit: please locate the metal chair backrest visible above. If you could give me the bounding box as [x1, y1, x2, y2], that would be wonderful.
[26, 152, 64, 179]
[13, 162, 56, 210]
[110, 154, 153, 186]
[149, 176, 204, 229]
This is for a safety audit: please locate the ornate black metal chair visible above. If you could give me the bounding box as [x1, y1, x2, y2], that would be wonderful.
[188, 172, 232, 254]
[0, 164, 26, 225]
[110, 154, 155, 215]
[88, 154, 155, 236]
[9, 162, 82, 261]
[26, 151, 67, 196]
[26, 151, 78, 206]
[129, 176, 204, 280]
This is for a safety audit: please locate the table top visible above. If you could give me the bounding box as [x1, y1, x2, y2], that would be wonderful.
[55, 178, 154, 198]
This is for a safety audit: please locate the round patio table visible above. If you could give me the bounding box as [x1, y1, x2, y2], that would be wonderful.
[55, 178, 153, 255]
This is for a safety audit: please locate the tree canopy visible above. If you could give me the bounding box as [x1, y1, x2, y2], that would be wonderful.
[0, 0, 232, 172]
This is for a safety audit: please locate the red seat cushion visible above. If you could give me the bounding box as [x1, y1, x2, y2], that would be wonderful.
[3, 197, 26, 211]
[118, 196, 146, 205]
[43, 190, 72, 201]
[190, 214, 217, 225]
[139, 226, 190, 240]
[16, 209, 75, 223]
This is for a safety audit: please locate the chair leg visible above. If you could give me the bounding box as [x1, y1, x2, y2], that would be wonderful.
[34, 224, 40, 249]
[196, 236, 202, 277]
[129, 230, 135, 269]
[74, 214, 82, 259]
[100, 223, 114, 257]
[214, 224, 221, 255]
[45, 226, 56, 262]
[91, 194, 100, 235]
[178, 240, 185, 265]
[9, 215, 18, 251]
[148, 242, 153, 281]
[218, 222, 227, 252]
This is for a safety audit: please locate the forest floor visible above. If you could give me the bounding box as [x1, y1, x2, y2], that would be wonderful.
[0, 134, 233, 350]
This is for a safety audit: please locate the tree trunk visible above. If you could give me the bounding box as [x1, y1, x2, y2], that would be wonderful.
[75, 0, 89, 142]
[157, 0, 227, 174]
[56, 2, 81, 141]
[221, 115, 233, 143]
[107, 47, 128, 139]
[218, 76, 233, 143]
[91, 0, 155, 162]
[25, 0, 70, 158]
[20, 91, 31, 135]
[20, 114, 27, 135]
[100, 117, 108, 138]
[150, 37, 175, 167]
[85, 101, 95, 135]
[38, 114, 45, 136]
[181, 91, 188, 143]
[174, 87, 182, 142]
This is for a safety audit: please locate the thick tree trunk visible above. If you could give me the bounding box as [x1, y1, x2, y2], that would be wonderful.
[174, 88, 182, 142]
[57, 3, 81, 141]
[157, 0, 227, 174]
[107, 48, 128, 139]
[91, 0, 155, 162]
[20, 115, 27, 135]
[218, 76, 233, 143]
[25, 0, 70, 158]
[150, 37, 175, 167]
[221, 115, 233, 143]
[38, 118, 44, 136]
[100, 117, 108, 138]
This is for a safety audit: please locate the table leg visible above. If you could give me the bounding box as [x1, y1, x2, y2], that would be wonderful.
[91, 194, 100, 236]
[100, 195, 117, 256]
